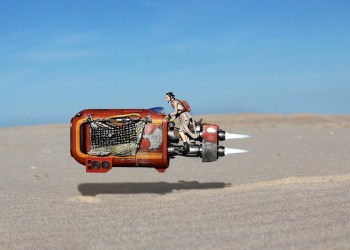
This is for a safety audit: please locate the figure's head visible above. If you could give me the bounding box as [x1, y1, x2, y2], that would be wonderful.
[165, 92, 175, 102]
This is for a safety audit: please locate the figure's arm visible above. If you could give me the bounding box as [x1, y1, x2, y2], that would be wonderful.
[166, 100, 178, 121]
[170, 100, 179, 117]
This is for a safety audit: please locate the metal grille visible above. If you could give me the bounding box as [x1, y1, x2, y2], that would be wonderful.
[90, 121, 137, 149]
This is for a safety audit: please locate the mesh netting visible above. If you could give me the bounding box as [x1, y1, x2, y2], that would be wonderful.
[86, 115, 148, 156]
[90, 121, 137, 148]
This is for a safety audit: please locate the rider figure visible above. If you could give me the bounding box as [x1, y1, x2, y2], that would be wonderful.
[165, 92, 198, 153]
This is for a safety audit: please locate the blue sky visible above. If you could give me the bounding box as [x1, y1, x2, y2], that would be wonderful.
[1, 0, 349, 127]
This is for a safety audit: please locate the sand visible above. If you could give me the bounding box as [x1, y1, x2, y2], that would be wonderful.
[1, 114, 350, 249]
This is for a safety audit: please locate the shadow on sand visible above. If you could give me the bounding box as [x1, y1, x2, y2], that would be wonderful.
[78, 181, 231, 196]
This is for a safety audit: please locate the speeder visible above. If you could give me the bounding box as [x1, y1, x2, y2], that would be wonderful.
[70, 107, 249, 173]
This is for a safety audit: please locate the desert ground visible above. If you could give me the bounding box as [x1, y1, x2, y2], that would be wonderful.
[1, 114, 350, 249]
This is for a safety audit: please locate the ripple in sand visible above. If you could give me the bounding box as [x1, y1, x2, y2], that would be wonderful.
[69, 196, 102, 204]
[229, 174, 350, 192]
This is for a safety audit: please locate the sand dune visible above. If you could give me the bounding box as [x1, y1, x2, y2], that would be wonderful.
[1, 114, 350, 249]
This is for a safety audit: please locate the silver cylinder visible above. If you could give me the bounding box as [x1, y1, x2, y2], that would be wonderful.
[187, 145, 201, 156]
[218, 130, 226, 141]
[168, 130, 180, 143]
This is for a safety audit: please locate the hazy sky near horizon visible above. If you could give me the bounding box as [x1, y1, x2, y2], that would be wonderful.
[1, 0, 349, 127]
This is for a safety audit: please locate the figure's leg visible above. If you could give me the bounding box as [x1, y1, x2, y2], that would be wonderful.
[185, 117, 198, 139]
[179, 131, 188, 143]
[179, 114, 190, 154]
[179, 131, 189, 154]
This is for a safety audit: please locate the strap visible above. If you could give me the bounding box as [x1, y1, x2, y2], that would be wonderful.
[174, 99, 188, 113]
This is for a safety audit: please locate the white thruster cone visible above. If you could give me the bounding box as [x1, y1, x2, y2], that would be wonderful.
[225, 132, 250, 140]
[225, 148, 249, 155]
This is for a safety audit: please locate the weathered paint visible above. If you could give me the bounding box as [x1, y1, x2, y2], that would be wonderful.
[71, 109, 169, 172]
